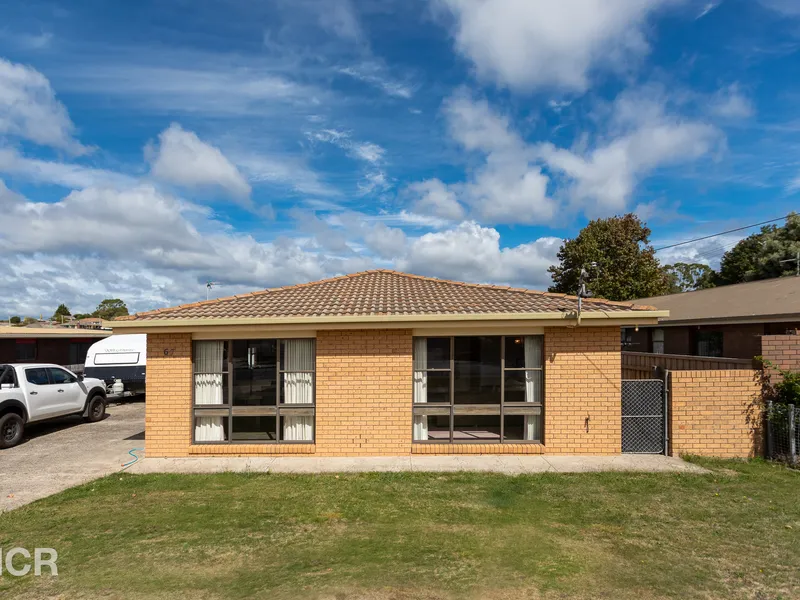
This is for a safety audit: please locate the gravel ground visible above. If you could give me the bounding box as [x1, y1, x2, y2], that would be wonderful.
[0, 399, 145, 512]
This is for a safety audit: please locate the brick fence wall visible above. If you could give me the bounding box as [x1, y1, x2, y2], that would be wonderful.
[669, 369, 761, 458]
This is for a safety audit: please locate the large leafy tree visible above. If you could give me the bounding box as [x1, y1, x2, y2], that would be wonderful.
[51, 303, 71, 321]
[717, 212, 799, 284]
[93, 299, 129, 320]
[548, 214, 670, 301]
[664, 262, 716, 293]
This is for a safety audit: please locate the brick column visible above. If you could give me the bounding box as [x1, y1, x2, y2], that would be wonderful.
[315, 329, 413, 456]
[544, 326, 621, 454]
[145, 333, 193, 457]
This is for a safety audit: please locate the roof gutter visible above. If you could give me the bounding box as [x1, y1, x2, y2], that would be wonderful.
[112, 310, 668, 332]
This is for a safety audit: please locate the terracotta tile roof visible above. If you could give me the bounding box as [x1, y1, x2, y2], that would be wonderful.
[119, 270, 655, 322]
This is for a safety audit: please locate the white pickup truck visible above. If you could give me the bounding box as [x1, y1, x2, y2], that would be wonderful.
[0, 364, 107, 449]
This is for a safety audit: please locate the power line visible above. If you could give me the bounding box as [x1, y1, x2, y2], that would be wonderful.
[654, 215, 790, 252]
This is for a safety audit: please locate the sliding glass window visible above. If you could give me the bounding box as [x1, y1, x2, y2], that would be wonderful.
[413, 335, 543, 443]
[192, 338, 315, 443]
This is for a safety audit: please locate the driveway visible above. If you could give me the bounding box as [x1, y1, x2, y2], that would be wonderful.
[0, 399, 145, 512]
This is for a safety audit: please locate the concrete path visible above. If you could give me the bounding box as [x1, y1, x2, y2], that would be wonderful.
[0, 400, 146, 513]
[130, 453, 708, 475]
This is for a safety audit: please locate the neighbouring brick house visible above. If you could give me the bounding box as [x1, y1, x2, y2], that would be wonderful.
[113, 270, 665, 458]
[625, 276, 800, 360]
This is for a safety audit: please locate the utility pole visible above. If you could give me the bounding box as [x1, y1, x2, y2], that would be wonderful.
[780, 251, 800, 276]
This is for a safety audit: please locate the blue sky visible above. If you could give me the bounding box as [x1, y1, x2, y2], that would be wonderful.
[1, 0, 799, 316]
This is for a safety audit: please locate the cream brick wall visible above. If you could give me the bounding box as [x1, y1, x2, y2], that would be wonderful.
[144, 326, 625, 457]
[315, 329, 413, 456]
[670, 369, 761, 458]
[146, 333, 193, 458]
[543, 326, 622, 454]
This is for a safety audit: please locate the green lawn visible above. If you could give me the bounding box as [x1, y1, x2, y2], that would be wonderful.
[1, 459, 798, 600]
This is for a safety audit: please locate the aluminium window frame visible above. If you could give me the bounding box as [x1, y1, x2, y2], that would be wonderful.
[412, 335, 545, 445]
[191, 338, 316, 445]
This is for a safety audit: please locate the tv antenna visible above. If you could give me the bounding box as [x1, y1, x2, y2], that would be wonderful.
[206, 281, 222, 300]
[576, 262, 598, 325]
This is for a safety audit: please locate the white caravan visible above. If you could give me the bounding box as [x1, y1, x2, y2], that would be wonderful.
[84, 334, 146, 397]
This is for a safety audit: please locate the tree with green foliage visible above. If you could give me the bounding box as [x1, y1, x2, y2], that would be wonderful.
[22, 317, 37, 326]
[51, 303, 72, 322]
[9, 316, 20, 325]
[93, 298, 129, 320]
[663, 262, 716, 293]
[72, 313, 92, 320]
[717, 212, 800, 284]
[548, 214, 670, 301]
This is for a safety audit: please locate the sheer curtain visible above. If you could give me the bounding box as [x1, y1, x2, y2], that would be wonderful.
[282, 339, 314, 441]
[194, 341, 225, 442]
[524, 336, 543, 442]
[412, 337, 428, 441]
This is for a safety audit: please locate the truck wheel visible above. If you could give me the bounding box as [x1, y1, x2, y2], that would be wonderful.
[0, 413, 24, 449]
[86, 396, 107, 423]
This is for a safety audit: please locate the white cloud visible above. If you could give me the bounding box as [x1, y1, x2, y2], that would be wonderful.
[0, 58, 89, 154]
[146, 123, 252, 200]
[407, 179, 465, 221]
[0, 181, 341, 315]
[0, 178, 568, 315]
[758, 0, 800, 16]
[64, 62, 318, 117]
[317, 0, 364, 42]
[435, 0, 674, 91]
[352, 142, 386, 164]
[357, 170, 391, 195]
[338, 63, 414, 98]
[696, 2, 720, 19]
[0, 147, 136, 190]
[399, 221, 561, 289]
[441, 92, 557, 223]
[536, 86, 721, 214]
[709, 84, 755, 119]
[655, 234, 744, 269]
[362, 222, 407, 259]
[306, 128, 390, 195]
[232, 151, 338, 197]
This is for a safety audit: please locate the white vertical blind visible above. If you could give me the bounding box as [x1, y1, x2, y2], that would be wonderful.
[412, 337, 428, 440]
[194, 341, 225, 442]
[282, 339, 314, 441]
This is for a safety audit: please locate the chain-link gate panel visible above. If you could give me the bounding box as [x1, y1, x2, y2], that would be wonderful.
[621, 379, 665, 454]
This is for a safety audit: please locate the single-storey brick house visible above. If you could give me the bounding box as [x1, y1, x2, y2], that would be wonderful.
[113, 270, 665, 458]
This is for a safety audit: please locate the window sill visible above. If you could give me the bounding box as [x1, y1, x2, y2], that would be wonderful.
[411, 442, 544, 455]
[189, 444, 316, 456]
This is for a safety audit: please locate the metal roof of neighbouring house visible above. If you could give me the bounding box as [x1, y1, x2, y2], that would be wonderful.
[632, 275, 800, 325]
[115, 270, 660, 326]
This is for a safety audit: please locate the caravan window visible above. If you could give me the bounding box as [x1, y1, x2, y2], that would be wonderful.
[94, 352, 140, 365]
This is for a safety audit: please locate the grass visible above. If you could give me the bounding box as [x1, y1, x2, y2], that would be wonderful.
[0, 459, 798, 600]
